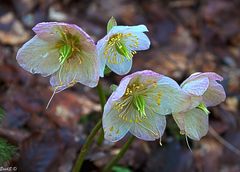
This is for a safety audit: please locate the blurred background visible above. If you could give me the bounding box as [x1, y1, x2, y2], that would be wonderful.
[0, 0, 240, 171]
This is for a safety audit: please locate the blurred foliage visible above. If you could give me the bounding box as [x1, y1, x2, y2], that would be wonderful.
[112, 166, 132, 172]
[0, 107, 17, 165]
[0, 138, 17, 165]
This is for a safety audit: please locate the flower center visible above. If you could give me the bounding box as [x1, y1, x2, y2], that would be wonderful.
[114, 79, 161, 123]
[115, 83, 148, 123]
[133, 95, 146, 118]
[55, 30, 82, 86]
[104, 33, 138, 64]
[59, 44, 72, 65]
[197, 102, 209, 115]
[56, 31, 82, 65]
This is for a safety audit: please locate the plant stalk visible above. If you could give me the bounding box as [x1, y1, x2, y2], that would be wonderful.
[72, 119, 102, 172]
[102, 136, 135, 172]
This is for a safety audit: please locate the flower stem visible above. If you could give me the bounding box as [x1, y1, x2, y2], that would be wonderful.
[97, 82, 106, 110]
[72, 119, 102, 172]
[96, 82, 106, 145]
[102, 136, 135, 172]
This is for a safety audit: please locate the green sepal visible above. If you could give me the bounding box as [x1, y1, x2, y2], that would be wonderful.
[197, 102, 210, 115]
[110, 84, 118, 92]
[107, 16, 117, 33]
[104, 66, 112, 75]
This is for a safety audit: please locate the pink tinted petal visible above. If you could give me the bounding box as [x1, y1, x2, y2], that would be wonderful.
[181, 76, 209, 96]
[203, 72, 223, 81]
[200, 72, 226, 106]
[16, 35, 60, 77]
[33, 22, 96, 52]
[203, 80, 226, 107]
[109, 70, 162, 103]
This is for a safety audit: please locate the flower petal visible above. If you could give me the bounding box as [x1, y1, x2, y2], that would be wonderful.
[181, 75, 209, 96]
[16, 35, 60, 77]
[96, 37, 108, 77]
[50, 51, 99, 92]
[110, 25, 148, 35]
[125, 32, 150, 51]
[106, 54, 133, 75]
[33, 22, 95, 48]
[173, 108, 209, 141]
[130, 107, 166, 141]
[103, 102, 131, 142]
[156, 76, 191, 115]
[203, 79, 226, 107]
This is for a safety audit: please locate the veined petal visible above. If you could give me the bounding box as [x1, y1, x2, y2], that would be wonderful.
[33, 22, 96, 53]
[129, 107, 166, 141]
[203, 79, 226, 107]
[103, 100, 132, 142]
[156, 76, 190, 115]
[50, 50, 99, 92]
[181, 76, 209, 96]
[181, 72, 226, 107]
[106, 54, 133, 75]
[96, 37, 108, 77]
[109, 25, 148, 35]
[16, 35, 60, 77]
[125, 32, 150, 51]
[103, 76, 132, 115]
[173, 108, 209, 141]
[180, 72, 202, 86]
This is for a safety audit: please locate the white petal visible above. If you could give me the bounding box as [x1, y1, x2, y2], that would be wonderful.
[125, 32, 150, 51]
[103, 102, 131, 142]
[203, 80, 226, 107]
[110, 25, 148, 35]
[16, 35, 60, 77]
[156, 76, 191, 115]
[173, 108, 209, 141]
[50, 51, 99, 92]
[106, 54, 133, 76]
[129, 107, 166, 141]
[96, 37, 108, 77]
[181, 76, 209, 96]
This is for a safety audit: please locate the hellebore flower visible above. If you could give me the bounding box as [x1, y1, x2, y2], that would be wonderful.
[17, 22, 99, 93]
[97, 23, 150, 77]
[102, 70, 190, 142]
[173, 72, 226, 141]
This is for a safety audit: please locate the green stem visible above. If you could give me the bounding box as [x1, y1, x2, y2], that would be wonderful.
[96, 82, 106, 145]
[72, 120, 102, 172]
[102, 136, 135, 172]
[97, 82, 106, 110]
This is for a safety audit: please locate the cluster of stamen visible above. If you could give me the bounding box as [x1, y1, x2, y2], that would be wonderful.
[197, 102, 210, 115]
[55, 28, 82, 86]
[114, 79, 161, 124]
[104, 33, 139, 64]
